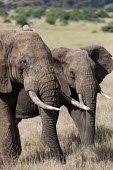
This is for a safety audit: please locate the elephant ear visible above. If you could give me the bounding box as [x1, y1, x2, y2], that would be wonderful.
[0, 31, 16, 93]
[52, 47, 71, 96]
[81, 45, 113, 84]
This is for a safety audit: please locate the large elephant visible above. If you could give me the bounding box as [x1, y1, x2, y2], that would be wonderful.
[16, 45, 113, 147]
[0, 25, 69, 166]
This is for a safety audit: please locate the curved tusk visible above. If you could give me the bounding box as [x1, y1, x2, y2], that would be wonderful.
[28, 91, 60, 111]
[78, 94, 84, 105]
[100, 90, 111, 100]
[60, 90, 90, 111]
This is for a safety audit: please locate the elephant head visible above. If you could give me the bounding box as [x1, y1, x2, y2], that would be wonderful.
[0, 26, 67, 165]
[51, 45, 113, 145]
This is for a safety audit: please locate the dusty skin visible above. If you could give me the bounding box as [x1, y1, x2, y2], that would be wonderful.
[1, 18, 113, 169]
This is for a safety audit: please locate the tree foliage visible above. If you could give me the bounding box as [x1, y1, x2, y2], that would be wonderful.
[2, 0, 113, 9]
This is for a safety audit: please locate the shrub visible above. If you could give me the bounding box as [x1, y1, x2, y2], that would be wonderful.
[15, 7, 24, 14]
[15, 6, 46, 19]
[4, 18, 11, 23]
[46, 16, 56, 24]
[95, 9, 109, 18]
[79, 8, 96, 21]
[0, 8, 8, 17]
[12, 14, 28, 26]
[104, 3, 113, 12]
[31, 7, 46, 18]
[102, 22, 113, 32]
[59, 11, 70, 25]
[45, 8, 57, 24]
[69, 10, 81, 21]
[46, 7, 69, 25]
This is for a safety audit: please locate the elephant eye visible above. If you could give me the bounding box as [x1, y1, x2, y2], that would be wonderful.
[20, 59, 27, 69]
[70, 70, 75, 79]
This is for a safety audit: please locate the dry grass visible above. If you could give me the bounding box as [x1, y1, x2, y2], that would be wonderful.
[2, 18, 113, 169]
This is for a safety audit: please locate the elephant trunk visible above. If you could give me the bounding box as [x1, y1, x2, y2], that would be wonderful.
[38, 71, 65, 159]
[24, 59, 65, 162]
[77, 71, 98, 145]
[83, 89, 97, 145]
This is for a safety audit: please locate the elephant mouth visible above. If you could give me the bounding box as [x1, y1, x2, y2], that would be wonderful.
[28, 90, 91, 111]
[28, 88, 110, 112]
[28, 91, 60, 111]
[60, 90, 90, 110]
[68, 86, 110, 110]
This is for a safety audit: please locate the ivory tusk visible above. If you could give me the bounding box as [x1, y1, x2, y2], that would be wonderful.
[78, 94, 84, 105]
[29, 91, 60, 111]
[60, 90, 90, 111]
[100, 90, 111, 100]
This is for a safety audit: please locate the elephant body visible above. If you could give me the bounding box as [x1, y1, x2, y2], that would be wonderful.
[16, 45, 113, 147]
[0, 26, 65, 166]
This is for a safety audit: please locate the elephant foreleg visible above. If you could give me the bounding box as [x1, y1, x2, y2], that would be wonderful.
[68, 107, 86, 145]
[40, 108, 65, 163]
[0, 99, 21, 166]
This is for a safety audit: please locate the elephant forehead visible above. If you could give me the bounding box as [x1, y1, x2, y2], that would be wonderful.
[66, 50, 95, 68]
[13, 31, 42, 44]
[66, 50, 88, 62]
[13, 31, 48, 51]
[11, 32, 51, 60]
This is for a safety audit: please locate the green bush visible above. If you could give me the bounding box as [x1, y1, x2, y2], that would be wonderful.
[4, 18, 11, 23]
[104, 3, 113, 12]
[46, 16, 56, 24]
[31, 7, 46, 18]
[15, 6, 46, 19]
[45, 8, 57, 24]
[69, 10, 81, 21]
[80, 8, 98, 21]
[95, 9, 109, 18]
[46, 7, 69, 25]
[12, 14, 28, 26]
[102, 22, 113, 32]
[0, 8, 8, 17]
[15, 7, 24, 14]
[59, 11, 70, 25]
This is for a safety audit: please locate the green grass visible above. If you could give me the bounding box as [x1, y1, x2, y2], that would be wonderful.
[2, 18, 113, 170]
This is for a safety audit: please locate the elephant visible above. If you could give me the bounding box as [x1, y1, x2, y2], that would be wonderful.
[0, 25, 77, 166]
[16, 44, 113, 147]
[51, 45, 113, 146]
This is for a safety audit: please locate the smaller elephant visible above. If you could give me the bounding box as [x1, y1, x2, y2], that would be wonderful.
[16, 45, 113, 147]
[51, 45, 113, 145]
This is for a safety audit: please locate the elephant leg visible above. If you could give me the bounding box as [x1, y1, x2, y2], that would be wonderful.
[0, 99, 21, 166]
[11, 105, 22, 155]
[68, 106, 86, 144]
[40, 108, 65, 163]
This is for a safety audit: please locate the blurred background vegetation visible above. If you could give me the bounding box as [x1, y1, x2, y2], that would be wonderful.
[1, 0, 113, 32]
[1, 0, 113, 9]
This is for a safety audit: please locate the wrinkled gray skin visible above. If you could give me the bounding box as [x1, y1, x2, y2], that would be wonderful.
[16, 45, 113, 146]
[0, 29, 65, 166]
